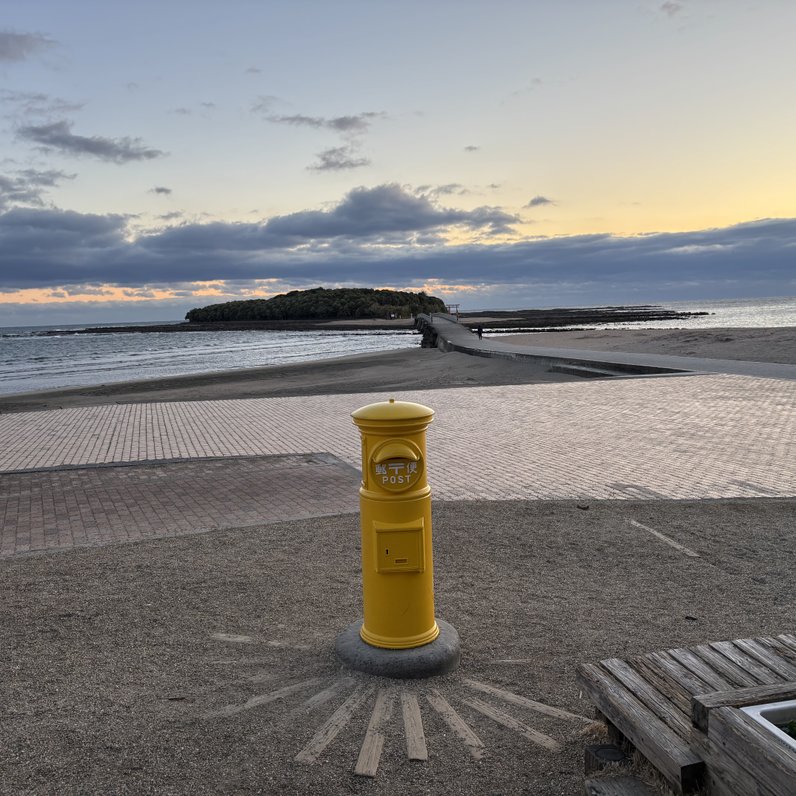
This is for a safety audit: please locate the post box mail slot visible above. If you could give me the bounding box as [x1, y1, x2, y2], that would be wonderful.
[371, 440, 423, 492]
[374, 519, 425, 573]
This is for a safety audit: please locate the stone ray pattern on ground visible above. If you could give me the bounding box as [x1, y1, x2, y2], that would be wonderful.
[200, 670, 585, 778]
[0, 374, 793, 501]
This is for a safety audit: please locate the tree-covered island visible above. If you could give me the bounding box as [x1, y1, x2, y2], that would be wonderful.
[185, 287, 446, 323]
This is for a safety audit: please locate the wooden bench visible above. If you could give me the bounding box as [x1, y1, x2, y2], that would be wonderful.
[578, 633, 796, 795]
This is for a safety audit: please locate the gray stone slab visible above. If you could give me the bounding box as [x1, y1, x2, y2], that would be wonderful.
[335, 619, 461, 679]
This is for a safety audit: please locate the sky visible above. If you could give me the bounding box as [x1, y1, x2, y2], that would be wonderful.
[1, 0, 794, 325]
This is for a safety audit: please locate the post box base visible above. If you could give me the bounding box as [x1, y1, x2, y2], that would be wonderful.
[335, 619, 460, 679]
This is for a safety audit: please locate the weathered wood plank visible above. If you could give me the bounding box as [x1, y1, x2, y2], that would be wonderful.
[584, 776, 658, 796]
[734, 638, 796, 680]
[462, 678, 590, 722]
[354, 689, 394, 778]
[295, 686, 374, 764]
[204, 676, 325, 718]
[601, 658, 690, 737]
[692, 644, 760, 688]
[291, 676, 354, 715]
[759, 636, 796, 667]
[701, 750, 777, 796]
[687, 719, 765, 796]
[668, 647, 734, 692]
[776, 634, 796, 654]
[577, 663, 703, 794]
[581, 634, 796, 795]
[630, 656, 692, 715]
[691, 681, 796, 733]
[645, 651, 716, 697]
[710, 640, 781, 685]
[400, 691, 428, 761]
[463, 696, 561, 751]
[426, 689, 485, 760]
[708, 706, 796, 796]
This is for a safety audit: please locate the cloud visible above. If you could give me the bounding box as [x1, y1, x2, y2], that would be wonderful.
[150, 186, 172, 195]
[525, 195, 556, 208]
[509, 77, 544, 99]
[251, 95, 280, 114]
[0, 208, 129, 287]
[0, 90, 83, 118]
[0, 168, 74, 210]
[464, 145, 479, 152]
[261, 107, 384, 171]
[416, 184, 468, 198]
[17, 121, 166, 163]
[255, 184, 517, 241]
[0, 187, 792, 308]
[660, 2, 683, 16]
[0, 184, 519, 288]
[0, 30, 55, 62]
[308, 146, 370, 171]
[171, 102, 216, 116]
[665, 244, 736, 255]
[267, 111, 384, 134]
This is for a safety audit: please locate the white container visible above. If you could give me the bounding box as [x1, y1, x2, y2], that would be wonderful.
[741, 699, 796, 752]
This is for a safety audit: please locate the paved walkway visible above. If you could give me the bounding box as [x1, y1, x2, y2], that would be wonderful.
[1, 374, 793, 502]
[0, 454, 359, 557]
[2, 332, 794, 556]
[424, 313, 796, 380]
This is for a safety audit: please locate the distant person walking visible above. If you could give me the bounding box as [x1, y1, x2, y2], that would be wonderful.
[476, 325, 483, 340]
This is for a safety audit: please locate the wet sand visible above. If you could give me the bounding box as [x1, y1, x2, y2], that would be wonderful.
[0, 348, 575, 414]
[1, 326, 793, 414]
[501, 326, 796, 364]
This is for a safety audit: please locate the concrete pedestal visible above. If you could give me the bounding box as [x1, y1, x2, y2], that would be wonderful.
[335, 619, 460, 679]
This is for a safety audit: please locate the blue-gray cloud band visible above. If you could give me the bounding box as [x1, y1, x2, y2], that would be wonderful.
[17, 120, 165, 163]
[0, 30, 55, 62]
[0, 184, 792, 295]
[0, 168, 74, 211]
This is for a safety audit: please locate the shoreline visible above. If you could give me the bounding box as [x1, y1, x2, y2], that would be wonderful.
[0, 347, 576, 414]
[1, 326, 793, 414]
[25, 304, 708, 336]
[499, 326, 796, 365]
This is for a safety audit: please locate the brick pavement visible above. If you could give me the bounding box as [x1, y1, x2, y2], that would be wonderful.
[1, 373, 793, 556]
[0, 454, 359, 557]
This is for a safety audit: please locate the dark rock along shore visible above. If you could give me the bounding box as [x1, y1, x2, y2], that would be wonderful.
[35, 305, 708, 336]
[458, 305, 709, 331]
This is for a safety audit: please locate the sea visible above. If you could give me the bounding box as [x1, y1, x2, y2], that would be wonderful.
[1, 296, 793, 397]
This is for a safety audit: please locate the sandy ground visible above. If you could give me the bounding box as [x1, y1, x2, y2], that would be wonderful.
[2, 326, 795, 793]
[501, 326, 796, 365]
[0, 348, 575, 414]
[2, 326, 794, 414]
[1, 498, 793, 795]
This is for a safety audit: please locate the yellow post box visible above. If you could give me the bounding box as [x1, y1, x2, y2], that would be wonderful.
[351, 398, 438, 649]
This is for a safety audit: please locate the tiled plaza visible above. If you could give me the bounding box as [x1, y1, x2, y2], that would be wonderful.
[1, 373, 793, 502]
[0, 454, 359, 557]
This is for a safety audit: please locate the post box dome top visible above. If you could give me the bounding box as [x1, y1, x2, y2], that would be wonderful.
[351, 398, 434, 422]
